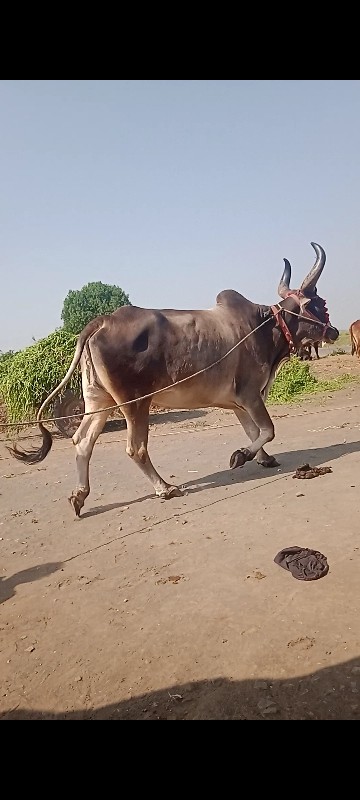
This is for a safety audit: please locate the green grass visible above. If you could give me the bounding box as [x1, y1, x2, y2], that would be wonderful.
[268, 356, 356, 404]
[336, 330, 350, 348]
[329, 348, 347, 356]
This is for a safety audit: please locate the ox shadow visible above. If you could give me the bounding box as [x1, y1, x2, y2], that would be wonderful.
[2, 656, 360, 719]
[0, 561, 63, 604]
[184, 438, 360, 494]
[81, 439, 360, 518]
[80, 494, 156, 519]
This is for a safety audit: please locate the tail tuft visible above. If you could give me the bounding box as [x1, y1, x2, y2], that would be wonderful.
[7, 423, 53, 464]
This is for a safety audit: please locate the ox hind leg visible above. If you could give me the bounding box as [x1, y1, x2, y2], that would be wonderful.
[69, 386, 112, 516]
[230, 395, 277, 470]
[232, 407, 279, 469]
[350, 331, 359, 358]
[121, 399, 183, 499]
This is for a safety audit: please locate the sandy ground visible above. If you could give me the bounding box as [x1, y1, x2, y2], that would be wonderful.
[1, 354, 360, 720]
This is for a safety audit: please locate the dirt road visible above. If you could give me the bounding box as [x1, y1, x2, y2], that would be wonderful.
[1, 382, 360, 720]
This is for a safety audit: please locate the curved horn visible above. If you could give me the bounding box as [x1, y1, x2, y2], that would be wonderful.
[300, 242, 326, 291]
[278, 258, 292, 298]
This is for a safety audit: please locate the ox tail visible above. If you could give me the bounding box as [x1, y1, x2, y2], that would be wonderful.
[8, 318, 103, 464]
[350, 325, 356, 356]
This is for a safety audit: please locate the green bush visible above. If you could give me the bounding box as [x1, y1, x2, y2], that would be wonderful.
[268, 356, 354, 404]
[0, 349, 17, 372]
[269, 357, 317, 403]
[0, 329, 81, 423]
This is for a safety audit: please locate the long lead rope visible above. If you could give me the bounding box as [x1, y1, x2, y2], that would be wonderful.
[0, 307, 328, 430]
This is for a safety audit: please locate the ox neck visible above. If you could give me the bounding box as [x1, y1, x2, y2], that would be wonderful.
[255, 304, 292, 368]
[270, 304, 297, 354]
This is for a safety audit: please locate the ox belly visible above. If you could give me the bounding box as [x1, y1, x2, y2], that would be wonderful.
[150, 380, 237, 411]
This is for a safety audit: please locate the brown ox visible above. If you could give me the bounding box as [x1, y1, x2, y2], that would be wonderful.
[10, 242, 339, 516]
[350, 320, 360, 358]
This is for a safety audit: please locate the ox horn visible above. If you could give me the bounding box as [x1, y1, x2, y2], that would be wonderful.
[300, 242, 326, 292]
[278, 258, 292, 299]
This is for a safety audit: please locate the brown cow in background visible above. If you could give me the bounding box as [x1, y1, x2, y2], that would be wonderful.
[350, 320, 360, 357]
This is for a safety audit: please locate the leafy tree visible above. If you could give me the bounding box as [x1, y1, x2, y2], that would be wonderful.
[61, 281, 131, 335]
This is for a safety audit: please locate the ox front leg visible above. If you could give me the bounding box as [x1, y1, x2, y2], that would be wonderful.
[230, 398, 276, 470]
[123, 402, 183, 499]
[70, 408, 110, 517]
[233, 407, 279, 469]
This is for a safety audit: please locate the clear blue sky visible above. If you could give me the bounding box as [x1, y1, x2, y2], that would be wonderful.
[1, 80, 359, 352]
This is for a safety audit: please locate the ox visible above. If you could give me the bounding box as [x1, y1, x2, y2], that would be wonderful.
[297, 342, 320, 360]
[10, 242, 338, 516]
[350, 320, 360, 358]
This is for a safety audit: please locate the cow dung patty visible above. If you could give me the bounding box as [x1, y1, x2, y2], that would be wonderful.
[293, 463, 332, 479]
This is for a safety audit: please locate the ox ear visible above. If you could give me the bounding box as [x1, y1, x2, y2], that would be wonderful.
[278, 258, 292, 299]
[300, 242, 326, 292]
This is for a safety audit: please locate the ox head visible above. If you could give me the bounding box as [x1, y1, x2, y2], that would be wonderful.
[277, 242, 339, 347]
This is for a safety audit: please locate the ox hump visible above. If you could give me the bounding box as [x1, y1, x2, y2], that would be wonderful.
[216, 289, 247, 308]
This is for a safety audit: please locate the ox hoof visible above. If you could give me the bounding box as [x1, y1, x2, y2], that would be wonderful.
[229, 448, 251, 469]
[158, 485, 183, 499]
[257, 455, 280, 468]
[68, 491, 88, 518]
